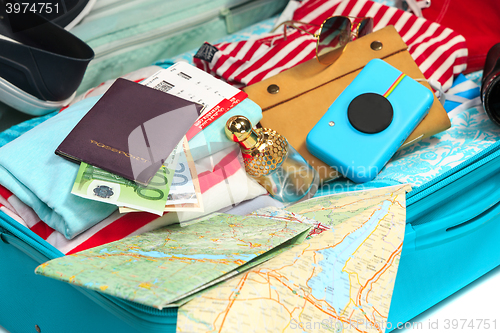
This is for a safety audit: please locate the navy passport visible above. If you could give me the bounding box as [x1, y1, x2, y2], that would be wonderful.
[56, 78, 202, 185]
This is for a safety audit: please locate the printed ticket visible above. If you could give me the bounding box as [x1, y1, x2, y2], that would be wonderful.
[141, 62, 247, 139]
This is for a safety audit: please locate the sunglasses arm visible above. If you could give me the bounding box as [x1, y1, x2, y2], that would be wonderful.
[271, 20, 320, 40]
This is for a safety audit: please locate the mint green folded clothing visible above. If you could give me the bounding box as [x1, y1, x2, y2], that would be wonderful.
[0, 96, 116, 239]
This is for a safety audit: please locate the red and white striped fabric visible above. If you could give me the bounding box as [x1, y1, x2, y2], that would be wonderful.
[0, 146, 265, 255]
[194, 0, 467, 91]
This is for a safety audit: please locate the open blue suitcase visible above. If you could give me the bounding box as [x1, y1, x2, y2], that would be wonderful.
[1, 1, 500, 332]
[2, 122, 500, 332]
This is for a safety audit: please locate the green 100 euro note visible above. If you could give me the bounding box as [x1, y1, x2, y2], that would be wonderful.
[71, 160, 175, 215]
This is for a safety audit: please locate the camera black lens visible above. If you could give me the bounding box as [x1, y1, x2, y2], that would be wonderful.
[348, 93, 393, 134]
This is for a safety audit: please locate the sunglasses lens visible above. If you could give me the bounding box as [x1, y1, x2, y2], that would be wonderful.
[358, 18, 374, 38]
[317, 16, 351, 65]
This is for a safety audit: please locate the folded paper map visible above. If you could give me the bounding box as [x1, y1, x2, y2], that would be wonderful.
[35, 213, 311, 309]
[177, 184, 411, 333]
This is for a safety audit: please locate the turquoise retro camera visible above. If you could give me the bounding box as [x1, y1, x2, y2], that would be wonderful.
[306, 59, 434, 183]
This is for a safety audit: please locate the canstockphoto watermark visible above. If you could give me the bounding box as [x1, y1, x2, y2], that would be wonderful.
[289, 318, 420, 331]
[289, 318, 498, 331]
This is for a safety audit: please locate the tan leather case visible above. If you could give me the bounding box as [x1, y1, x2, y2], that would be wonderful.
[243, 26, 451, 182]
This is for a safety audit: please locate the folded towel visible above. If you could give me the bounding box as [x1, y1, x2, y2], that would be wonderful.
[0, 96, 116, 239]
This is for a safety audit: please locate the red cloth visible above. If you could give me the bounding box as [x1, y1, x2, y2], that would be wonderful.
[194, 0, 467, 91]
[422, 0, 500, 73]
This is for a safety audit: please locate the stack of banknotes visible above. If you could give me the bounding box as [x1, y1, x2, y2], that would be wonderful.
[71, 137, 203, 215]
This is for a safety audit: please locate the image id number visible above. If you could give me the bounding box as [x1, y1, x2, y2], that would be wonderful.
[443, 319, 497, 330]
[5, 2, 59, 14]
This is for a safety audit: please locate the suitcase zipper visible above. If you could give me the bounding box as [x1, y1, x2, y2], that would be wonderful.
[0, 210, 63, 260]
[407, 140, 500, 205]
